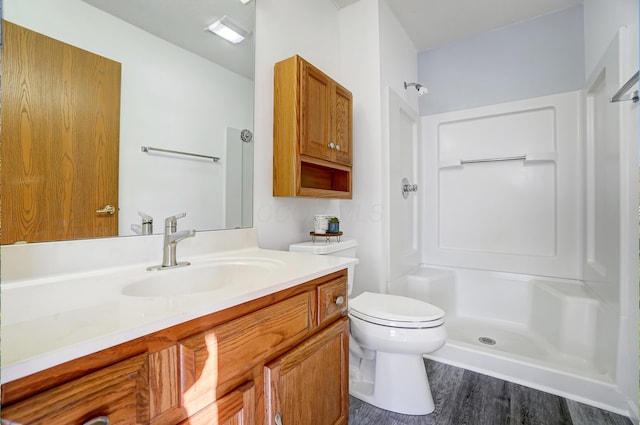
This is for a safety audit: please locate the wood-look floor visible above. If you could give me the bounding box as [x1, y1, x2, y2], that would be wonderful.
[348, 359, 633, 425]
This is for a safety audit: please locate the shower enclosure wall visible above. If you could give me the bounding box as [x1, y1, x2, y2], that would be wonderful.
[386, 83, 632, 415]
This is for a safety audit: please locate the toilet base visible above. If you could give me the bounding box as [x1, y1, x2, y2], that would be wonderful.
[349, 352, 435, 415]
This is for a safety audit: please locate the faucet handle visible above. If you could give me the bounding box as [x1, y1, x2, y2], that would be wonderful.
[165, 212, 187, 233]
[138, 211, 153, 224]
[165, 212, 186, 225]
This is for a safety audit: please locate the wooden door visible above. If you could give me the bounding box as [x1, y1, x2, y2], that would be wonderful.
[1, 21, 121, 244]
[300, 60, 333, 162]
[264, 318, 349, 425]
[332, 83, 352, 166]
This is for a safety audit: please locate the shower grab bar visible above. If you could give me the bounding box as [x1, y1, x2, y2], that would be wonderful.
[461, 155, 526, 165]
[439, 152, 557, 169]
[610, 70, 639, 103]
[141, 146, 220, 162]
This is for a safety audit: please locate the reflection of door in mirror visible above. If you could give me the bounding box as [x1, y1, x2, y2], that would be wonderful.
[1, 21, 121, 244]
[225, 127, 254, 229]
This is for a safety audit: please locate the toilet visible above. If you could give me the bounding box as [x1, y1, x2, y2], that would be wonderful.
[289, 238, 447, 415]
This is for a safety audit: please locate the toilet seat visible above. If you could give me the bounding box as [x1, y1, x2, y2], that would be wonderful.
[349, 292, 444, 329]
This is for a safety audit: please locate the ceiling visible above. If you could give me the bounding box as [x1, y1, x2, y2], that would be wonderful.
[82, 0, 255, 79]
[384, 0, 584, 52]
[82, 0, 582, 80]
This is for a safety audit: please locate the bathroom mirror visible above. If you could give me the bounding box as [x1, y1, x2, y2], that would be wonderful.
[1, 0, 255, 244]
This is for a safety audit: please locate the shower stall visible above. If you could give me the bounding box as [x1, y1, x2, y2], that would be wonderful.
[385, 29, 637, 417]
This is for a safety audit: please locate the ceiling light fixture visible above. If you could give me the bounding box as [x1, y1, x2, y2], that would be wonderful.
[206, 16, 250, 44]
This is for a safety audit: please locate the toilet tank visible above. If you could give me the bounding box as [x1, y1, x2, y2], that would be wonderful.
[289, 238, 357, 294]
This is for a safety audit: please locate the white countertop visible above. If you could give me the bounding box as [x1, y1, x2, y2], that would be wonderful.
[1, 229, 356, 384]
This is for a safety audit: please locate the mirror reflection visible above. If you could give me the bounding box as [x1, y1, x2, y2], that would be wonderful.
[1, 0, 255, 245]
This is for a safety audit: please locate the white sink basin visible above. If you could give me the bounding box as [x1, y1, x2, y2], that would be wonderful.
[122, 257, 284, 297]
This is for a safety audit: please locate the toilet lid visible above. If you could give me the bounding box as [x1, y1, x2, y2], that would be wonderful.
[349, 292, 445, 329]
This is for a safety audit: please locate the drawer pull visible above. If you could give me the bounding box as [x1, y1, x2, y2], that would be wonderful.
[275, 412, 283, 425]
[84, 417, 109, 425]
[335, 295, 345, 306]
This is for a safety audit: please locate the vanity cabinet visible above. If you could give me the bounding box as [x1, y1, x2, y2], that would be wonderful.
[1, 270, 349, 425]
[273, 55, 353, 198]
[265, 318, 349, 425]
[177, 381, 255, 425]
[1, 353, 149, 425]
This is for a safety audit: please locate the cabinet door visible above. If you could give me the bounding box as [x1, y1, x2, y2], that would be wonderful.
[180, 293, 312, 414]
[300, 61, 333, 162]
[264, 318, 349, 425]
[2, 354, 149, 425]
[331, 84, 352, 166]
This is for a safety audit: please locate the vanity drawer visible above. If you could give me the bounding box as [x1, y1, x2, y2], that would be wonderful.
[179, 292, 313, 413]
[317, 274, 348, 325]
[177, 381, 254, 425]
[2, 354, 149, 425]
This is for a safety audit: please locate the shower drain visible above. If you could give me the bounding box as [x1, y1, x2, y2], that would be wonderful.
[478, 336, 497, 346]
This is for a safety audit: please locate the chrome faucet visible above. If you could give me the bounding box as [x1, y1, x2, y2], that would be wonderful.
[147, 212, 196, 271]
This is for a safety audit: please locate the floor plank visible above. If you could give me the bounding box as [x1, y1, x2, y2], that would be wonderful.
[566, 399, 634, 425]
[348, 359, 633, 425]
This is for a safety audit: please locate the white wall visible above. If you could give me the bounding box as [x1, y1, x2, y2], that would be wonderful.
[255, 0, 418, 296]
[378, 0, 420, 285]
[4, 0, 254, 236]
[337, 0, 385, 295]
[335, 0, 420, 294]
[253, 0, 342, 252]
[583, 0, 639, 79]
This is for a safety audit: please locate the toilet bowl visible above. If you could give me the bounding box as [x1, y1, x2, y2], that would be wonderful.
[288, 238, 447, 415]
[348, 292, 446, 415]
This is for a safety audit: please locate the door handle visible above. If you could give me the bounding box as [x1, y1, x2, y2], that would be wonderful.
[96, 205, 116, 215]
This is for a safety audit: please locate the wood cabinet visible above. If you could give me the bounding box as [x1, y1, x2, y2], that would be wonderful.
[1, 354, 149, 425]
[177, 381, 255, 425]
[265, 318, 349, 425]
[1, 270, 349, 425]
[273, 55, 353, 198]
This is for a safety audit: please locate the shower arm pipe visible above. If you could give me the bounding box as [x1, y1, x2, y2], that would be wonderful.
[141, 145, 220, 162]
[610, 70, 639, 103]
[438, 152, 557, 169]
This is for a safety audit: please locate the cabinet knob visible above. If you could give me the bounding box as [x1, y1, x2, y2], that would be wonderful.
[335, 144, 341, 151]
[83, 417, 109, 425]
[275, 413, 283, 425]
[328, 142, 336, 149]
[335, 295, 345, 306]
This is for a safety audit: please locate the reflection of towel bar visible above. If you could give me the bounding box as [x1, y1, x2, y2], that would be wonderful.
[141, 145, 220, 162]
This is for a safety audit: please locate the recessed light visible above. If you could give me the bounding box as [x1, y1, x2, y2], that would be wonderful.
[205, 16, 250, 44]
